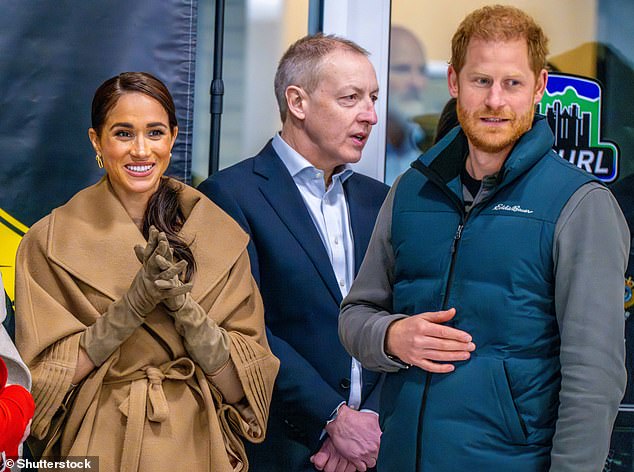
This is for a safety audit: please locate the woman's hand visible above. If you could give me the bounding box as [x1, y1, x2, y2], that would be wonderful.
[154, 259, 192, 312]
[139, 233, 229, 374]
[138, 228, 192, 311]
[129, 227, 191, 316]
[134, 226, 168, 279]
[80, 228, 190, 367]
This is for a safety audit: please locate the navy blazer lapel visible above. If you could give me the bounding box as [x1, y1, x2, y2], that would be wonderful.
[253, 142, 343, 304]
[345, 176, 378, 275]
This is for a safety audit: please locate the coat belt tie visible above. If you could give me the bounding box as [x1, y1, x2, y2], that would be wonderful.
[112, 358, 196, 472]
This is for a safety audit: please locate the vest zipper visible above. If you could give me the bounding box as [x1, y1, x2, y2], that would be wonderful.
[415, 215, 467, 472]
[444, 214, 467, 308]
[411, 159, 468, 472]
[415, 374, 432, 472]
[451, 224, 463, 253]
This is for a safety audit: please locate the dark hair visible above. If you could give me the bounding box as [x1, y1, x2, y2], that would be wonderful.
[434, 98, 459, 144]
[91, 71, 178, 134]
[92, 72, 195, 281]
[143, 178, 195, 282]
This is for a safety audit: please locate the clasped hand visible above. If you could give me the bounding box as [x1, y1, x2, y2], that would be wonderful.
[134, 228, 230, 374]
[130, 226, 192, 315]
[311, 405, 381, 472]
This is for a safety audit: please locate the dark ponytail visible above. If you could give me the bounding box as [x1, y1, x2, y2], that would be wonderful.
[142, 178, 196, 282]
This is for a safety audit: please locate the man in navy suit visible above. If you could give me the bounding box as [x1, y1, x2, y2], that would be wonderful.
[198, 33, 389, 472]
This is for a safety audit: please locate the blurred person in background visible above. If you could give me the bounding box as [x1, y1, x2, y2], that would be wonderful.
[385, 26, 429, 184]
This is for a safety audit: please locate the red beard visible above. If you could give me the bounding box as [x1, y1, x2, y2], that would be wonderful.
[457, 102, 533, 154]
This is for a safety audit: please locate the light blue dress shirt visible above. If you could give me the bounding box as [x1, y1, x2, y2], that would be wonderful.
[272, 133, 363, 410]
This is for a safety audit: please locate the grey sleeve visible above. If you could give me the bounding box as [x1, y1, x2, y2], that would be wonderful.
[549, 182, 629, 472]
[1, 273, 31, 389]
[339, 180, 408, 372]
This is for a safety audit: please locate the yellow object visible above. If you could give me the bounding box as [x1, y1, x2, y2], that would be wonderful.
[625, 277, 634, 310]
[0, 208, 28, 302]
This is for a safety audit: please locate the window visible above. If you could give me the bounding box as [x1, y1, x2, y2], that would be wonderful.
[191, 0, 309, 185]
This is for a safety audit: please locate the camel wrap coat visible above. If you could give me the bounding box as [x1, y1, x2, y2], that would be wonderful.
[15, 177, 279, 471]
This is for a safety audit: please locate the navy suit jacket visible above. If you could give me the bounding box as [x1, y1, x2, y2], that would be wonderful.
[198, 141, 389, 468]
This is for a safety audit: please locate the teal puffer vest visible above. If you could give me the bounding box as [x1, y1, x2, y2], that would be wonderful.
[379, 116, 597, 471]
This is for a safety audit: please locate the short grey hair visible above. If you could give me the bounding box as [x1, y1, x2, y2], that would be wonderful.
[274, 33, 369, 123]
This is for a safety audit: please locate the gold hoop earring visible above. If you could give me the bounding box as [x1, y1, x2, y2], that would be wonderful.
[95, 154, 104, 169]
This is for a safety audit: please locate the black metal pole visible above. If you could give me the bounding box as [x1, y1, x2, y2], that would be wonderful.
[308, 0, 324, 34]
[208, 0, 225, 175]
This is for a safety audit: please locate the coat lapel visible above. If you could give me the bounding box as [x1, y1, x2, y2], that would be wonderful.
[253, 143, 342, 304]
[178, 187, 249, 302]
[48, 177, 249, 303]
[48, 177, 145, 301]
[47, 176, 250, 355]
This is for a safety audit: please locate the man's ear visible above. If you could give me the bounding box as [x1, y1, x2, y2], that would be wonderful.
[533, 69, 548, 104]
[285, 85, 308, 120]
[447, 65, 459, 99]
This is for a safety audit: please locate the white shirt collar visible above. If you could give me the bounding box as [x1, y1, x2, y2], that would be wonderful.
[272, 133, 353, 184]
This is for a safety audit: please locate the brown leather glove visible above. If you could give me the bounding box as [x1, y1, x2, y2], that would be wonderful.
[80, 228, 191, 366]
[168, 294, 230, 375]
[80, 296, 145, 366]
[144, 235, 191, 312]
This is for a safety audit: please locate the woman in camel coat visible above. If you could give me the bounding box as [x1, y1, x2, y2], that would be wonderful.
[15, 72, 278, 471]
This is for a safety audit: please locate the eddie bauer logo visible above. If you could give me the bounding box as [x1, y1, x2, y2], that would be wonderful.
[537, 73, 620, 183]
[493, 204, 534, 214]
